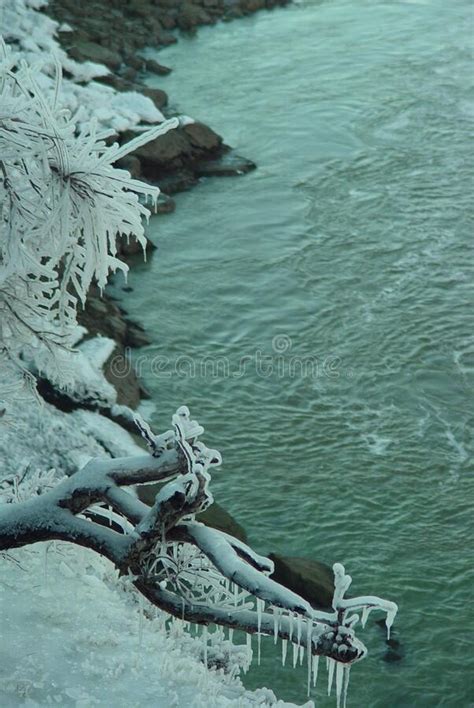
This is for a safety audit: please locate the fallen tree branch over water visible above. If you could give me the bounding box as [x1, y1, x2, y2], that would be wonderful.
[0, 406, 397, 706]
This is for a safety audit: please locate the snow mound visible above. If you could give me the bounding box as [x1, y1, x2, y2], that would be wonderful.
[0, 541, 301, 707]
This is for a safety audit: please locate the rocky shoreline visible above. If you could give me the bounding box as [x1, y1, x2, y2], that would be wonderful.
[43, 0, 288, 206]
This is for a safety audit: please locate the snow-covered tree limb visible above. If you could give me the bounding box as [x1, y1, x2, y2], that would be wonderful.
[0, 405, 397, 705]
[0, 40, 178, 402]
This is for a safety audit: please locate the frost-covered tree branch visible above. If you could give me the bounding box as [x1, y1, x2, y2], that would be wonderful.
[0, 406, 397, 706]
[0, 41, 178, 401]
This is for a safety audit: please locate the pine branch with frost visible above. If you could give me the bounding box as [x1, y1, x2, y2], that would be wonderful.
[0, 406, 398, 706]
[0, 41, 178, 399]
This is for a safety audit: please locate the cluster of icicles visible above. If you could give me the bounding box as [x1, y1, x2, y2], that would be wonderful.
[143, 539, 397, 708]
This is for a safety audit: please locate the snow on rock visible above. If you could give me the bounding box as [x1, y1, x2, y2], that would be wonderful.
[28, 335, 118, 409]
[0, 541, 305, 707]
[0, 392, 142, 480]
[1, 0, 165, 133]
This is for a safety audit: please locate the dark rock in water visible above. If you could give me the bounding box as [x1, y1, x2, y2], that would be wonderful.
[68, 40, 122, 70]
[268, 554, 335, 610]
[132, 128, 193, 172]
[383, 648, 404, 663]
[197, 503, 248, 543]
[196, 152, 256, 177]
[122, 286, 133, 293]
[157, 170, 198, 194]
[376, 617, 404, 662]
[141, 86, 168, 109]
[145, 58, 172, 75]
[183, 122, 223, 155]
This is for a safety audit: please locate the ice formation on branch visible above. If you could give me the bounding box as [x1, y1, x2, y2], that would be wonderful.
[0, 406, 398, 706]
[0, 42, 178, 399]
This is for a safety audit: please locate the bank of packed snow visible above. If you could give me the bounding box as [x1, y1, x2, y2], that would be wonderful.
[0, 539, 304, 707]
[0, 0, 168, 132]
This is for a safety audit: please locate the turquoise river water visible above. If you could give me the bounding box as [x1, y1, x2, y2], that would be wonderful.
[113, 1, 474, 705]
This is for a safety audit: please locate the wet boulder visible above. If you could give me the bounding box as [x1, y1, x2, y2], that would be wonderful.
[268, 554, 335, 610]
[183, 121, 223, 156]
[196, 152, 256, 177]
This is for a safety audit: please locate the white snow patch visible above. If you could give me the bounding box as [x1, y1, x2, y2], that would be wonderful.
[1, 1, 166, 133]
[0, 542, 303, 707]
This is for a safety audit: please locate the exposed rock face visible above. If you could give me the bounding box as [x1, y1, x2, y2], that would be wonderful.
[269, 554, 335, 610]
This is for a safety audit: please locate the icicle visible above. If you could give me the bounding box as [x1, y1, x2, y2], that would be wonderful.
[246, 631, 252, 659]
[297, 614, 302, 647]
[336, 661, 344, 708]
[273, 607, 280, 644]
[289, 612, 294, 641]
[257, 598, 263, 665]
[342, 666, 351, 708]
[203, 627, 208, 667]
[385, 607, 396, 641]
[361, 606, 370, 628]
[299, 644, 305, 666]
[312, 655, 320, 688]
[327, 658, 335, 696]
[306, 621, 312, 696]
[292, 642, 298, 669]
[281, 638, 288, 667]
[229, 628, 234, 644]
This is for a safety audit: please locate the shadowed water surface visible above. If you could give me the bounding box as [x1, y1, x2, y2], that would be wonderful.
[112, 1, 474, 704]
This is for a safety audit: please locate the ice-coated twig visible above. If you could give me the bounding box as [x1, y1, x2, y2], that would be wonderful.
[0, 406, 397, 704]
